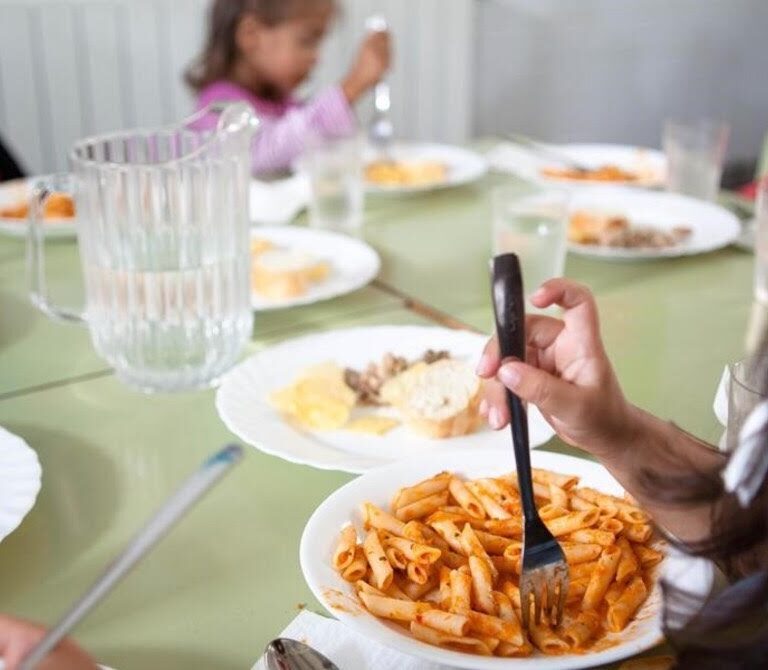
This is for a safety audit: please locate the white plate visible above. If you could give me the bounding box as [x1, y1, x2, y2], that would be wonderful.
[567, 187, 741, 260]
[300, 449, 665, 670]
[250, 227, 380, 310]
[0, 426, 42, 543]
[487, 143, 666, 189]
[216, 326, 555, 473]
[365, 143, 488, 194]
[0, 177, 76, 238]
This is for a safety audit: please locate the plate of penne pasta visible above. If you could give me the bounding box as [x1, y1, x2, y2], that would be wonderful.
[300, 449, 665, 669]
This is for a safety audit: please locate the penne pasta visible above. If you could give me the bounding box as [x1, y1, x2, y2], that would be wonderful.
[406, 560, 430, 585]
[409, 621, 493, 656]
[460, 524, 499, 580]
[449, 566, 472, 613]
[582, 545, 621, 610]
[616, 536, 640, 584]
[545, 508, 601, 537]
[392, 472, 451, 510]
[598, 517, 624, 534]
[415, 609, 470, 636]
[482, 518, 523, 538]
[332, 524, 358, 571]
[474, 529, 518, 555]
[528, 620, 569, 654]
[607, 575, 648, 632]
[466, 480, 512, 519]
[442, 550, 469, 569]
[531, 467, 579, 490]
[429, 519, 465, 554]
[539, 504, 569, 521]
[362, 502, 406, 537]
[385, 546, 407, 570]
[561, 542, 603, 565]
[633, 543, 664, 568]
[341, 546, 368, 582]
[568, 528, 617, 547]
[562, 610, 601, 648]
[336, 469, 659, 659]
[625, 523, 653, 543]
[467, 610, 524, 645]
[469, 555, 497, 614]
[549, 483, 569, 509]
[395, 490, 450, 522]
[364, 530, 394, 590]
[384, 534, 442, 565]
[358, 591, 431, 622]
[448, 477, 486, 518]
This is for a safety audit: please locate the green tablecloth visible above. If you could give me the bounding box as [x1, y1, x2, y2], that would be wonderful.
[0, 165, 755, 669]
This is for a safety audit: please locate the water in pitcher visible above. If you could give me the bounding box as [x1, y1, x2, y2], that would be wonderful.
[85, 232, 252, 392]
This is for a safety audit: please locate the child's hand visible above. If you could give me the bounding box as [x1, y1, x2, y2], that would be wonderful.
[476, 278, 637, 460]
[341, 31, 391, 103]
[0, 614, 98, 669]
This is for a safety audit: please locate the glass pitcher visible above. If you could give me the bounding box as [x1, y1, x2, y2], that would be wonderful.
[28, 103, 259, 392]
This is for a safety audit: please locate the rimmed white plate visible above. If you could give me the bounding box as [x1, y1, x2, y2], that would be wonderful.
[487, 143, 666, 189]
[216, 326, 555, 473]
[0, 426, 42, 543]
[567, 187, 741, 260]
[300, 448, 664, 670]
[250, 227, 380, 310]
[365, 142, 488, 194]
[0, 177, 76, 239]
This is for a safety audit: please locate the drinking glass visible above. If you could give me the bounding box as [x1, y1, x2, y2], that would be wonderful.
[304, 134, 364, 233]
[726, 355, 768, 453]
[28, 103, 258, 392]
[491, 184, 569, 302]
[663, 119, 730, 202]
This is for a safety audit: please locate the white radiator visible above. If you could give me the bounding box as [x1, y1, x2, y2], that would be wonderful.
[0, 0, 475, 174]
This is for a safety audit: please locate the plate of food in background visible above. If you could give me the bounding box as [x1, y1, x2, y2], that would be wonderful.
[487, 143, 666, 189]
[300, 448, 665, 669]
[0, 177, 76, 238]
[249, 227, 380, 310]
[566, 187, 740, 260]
[215, 326, 555, 473]
[365, 143, 488, 194]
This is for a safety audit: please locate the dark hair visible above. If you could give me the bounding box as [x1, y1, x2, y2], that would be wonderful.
[185, 0, 335, 92]
[636, 349, 768, 668]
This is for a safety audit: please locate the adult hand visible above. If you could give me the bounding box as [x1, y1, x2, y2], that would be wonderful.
[341, 30, 391, 103]
[0, 615, 98, 670]
[476, 278, 637, 459]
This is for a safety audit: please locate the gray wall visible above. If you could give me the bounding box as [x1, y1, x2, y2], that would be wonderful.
[474, 0, 768, 160]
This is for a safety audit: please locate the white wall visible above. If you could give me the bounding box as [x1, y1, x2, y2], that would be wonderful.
[474, 0, 768, 160]
[0, 0, 474, 174]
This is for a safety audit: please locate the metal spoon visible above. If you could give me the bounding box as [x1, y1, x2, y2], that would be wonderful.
[264, 638, 339, 670]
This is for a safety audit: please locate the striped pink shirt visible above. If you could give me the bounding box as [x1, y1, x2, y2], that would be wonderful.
[196, 81, 357, 175]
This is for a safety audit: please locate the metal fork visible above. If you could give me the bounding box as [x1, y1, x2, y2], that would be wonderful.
[365, 15, 394, 157]
[491, 254, 569, 629]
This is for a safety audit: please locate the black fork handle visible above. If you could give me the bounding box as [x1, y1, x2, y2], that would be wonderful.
[491, 254, 538, 522]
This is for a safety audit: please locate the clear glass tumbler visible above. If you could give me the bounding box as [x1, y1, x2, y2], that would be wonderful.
[28, 103, 258, 392]
[726, 356, 768, 453]
[492, 184, 569, 302]
[304, 134, 364, 234]
[663, 119, 730, 202]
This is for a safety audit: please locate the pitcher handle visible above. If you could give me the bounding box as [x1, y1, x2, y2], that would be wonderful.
[27, 175, 85, 323]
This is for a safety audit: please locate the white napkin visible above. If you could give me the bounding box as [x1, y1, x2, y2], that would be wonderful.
[251, 610, 450, 670]
[249, 174, 310, 226]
